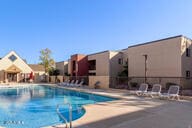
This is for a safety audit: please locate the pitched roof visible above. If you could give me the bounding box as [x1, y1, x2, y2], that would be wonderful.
[29, 64, 45, 72]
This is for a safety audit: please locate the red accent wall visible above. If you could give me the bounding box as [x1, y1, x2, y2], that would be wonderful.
[70, 54, 88, 76]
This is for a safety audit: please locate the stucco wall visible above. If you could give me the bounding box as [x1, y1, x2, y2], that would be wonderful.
[0, 51, 33, 73]
[128, 37, 182, 77]
[88, 76, 110, 89]
[180, 37, 192, 89]
[68, 59, 71, 76]
[109, 52, 124, 77]
[56, 61, 68, 76]
[88, 52, 110, 76]
[70, 54, 88, 76]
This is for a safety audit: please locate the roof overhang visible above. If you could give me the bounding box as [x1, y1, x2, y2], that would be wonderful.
[5, 64, 22, 73]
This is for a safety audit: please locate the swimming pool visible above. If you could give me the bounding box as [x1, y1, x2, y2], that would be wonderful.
[0, 85, 116, 128]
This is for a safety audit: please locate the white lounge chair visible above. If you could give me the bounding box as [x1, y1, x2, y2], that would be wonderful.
[67, 80, 75, 86]
[136, 83, 148, 96]
[70, 80, 79, 86]
[144, 84, 161, 98]
[160, 85, 180, 100]
[58, 79, 69, 86]
[73, 80, 84, 87]
[59, 79, 70, 86]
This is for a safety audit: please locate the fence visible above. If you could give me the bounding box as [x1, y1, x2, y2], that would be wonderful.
[109, 77, 192, 95]
[49, 75, 192, 95]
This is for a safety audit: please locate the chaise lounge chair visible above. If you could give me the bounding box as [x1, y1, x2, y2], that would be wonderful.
[73, 80, 84, 87]
[136, 83, 148, 96]
[66, 80, 75, 86]
[144, 84, 162, 98]
[58, 79, 69, 86]
[70, 80, 79, 86]
[160, 85, 180, 100]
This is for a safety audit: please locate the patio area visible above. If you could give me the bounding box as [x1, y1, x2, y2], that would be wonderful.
[49, 85, 192, 128]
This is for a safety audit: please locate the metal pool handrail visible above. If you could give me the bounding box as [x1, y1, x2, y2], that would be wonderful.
[56, 103, 73, 128]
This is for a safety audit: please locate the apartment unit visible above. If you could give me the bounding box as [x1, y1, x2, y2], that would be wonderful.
[88, 51, 124, 76]
[70, 54, 88, 76]
[56, 61, 68, 76]
[87, 51, 124, 89]
[125, 35, 192, 89]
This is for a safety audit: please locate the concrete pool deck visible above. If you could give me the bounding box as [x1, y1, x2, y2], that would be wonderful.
[0, 84, 192, 128]
[48, 85, 192, 128]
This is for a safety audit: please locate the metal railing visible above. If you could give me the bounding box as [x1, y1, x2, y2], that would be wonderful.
[56, 103, 72, 128]
[110, 77, 191, 88]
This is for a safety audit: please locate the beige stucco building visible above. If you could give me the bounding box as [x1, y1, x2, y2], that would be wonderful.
[88, 51, 124, 89]
[125, 35, 192, 89]
[88, 50, 124, 76]
[0, 51, 45, 83]
[0, 51, 33, 83]
[85, 35, 192, 89]
[56, 61, 68, 76]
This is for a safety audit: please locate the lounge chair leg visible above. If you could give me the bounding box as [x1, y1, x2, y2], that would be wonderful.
[177, 96, 180, 101]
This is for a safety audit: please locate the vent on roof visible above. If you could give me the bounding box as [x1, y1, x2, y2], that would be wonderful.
[9, 54, 17, 62]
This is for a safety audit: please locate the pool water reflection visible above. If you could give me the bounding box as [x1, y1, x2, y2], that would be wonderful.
[0, 85, 116, 128]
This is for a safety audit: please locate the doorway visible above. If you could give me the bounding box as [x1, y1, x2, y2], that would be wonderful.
[7, 73, 17, 82]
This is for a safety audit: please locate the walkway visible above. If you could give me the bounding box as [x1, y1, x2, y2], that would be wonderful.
[50, 85, 192, 128]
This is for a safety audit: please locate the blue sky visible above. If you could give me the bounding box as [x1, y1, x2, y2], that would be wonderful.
[0, 0, 192, 63]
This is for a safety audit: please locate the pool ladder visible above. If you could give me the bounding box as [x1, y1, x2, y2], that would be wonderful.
[56, 103, 72, 128]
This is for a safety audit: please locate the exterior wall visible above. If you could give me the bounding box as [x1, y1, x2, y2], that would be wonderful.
[68, 59, 71, 76]
[128, 37, 182, 77]
[88, 51, 110, 76]
[109, 52, 124, 77]
[121, 49, 129, 65]
[88, 51, 124, 88]
[33, 71, 45, 83]
[77, 55, 88, 76]
[49, 76, 64, 83]
[181, 36, 192, 89]
[88, 76, 110, 89]
[0, 51, 33, 73]
[0, 51, 33, 83]
[56, 61, 68, 76]
[57, 76, 64, 83]
[0, 71, 4, 83]
[70, 54, 88, 76]
[49, 76, 56, 83]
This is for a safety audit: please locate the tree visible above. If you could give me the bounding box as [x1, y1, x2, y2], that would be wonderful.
[39, 48, 55, 74]
[118, 64, 128, 77]
[48, 68, 60, 83]
[53, 69, 60, 83]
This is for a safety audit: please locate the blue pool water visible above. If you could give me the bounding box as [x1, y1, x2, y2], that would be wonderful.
[0, 85, 116, 128]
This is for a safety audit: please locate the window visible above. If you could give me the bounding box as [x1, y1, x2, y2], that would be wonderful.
[88, 72, 96, 76]
[186, 48, 191, 57]
[72, 61, 76, 70]
[118, 58, 123, 65]
[9, 54, 17, 62]
[88, 60, 96, 70]
[186, 71, 190, 78]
